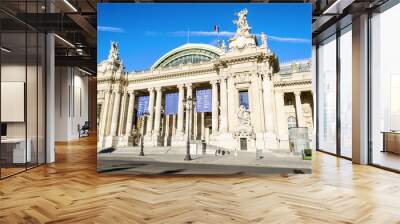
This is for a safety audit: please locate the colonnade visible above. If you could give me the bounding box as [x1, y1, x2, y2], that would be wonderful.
[274, 90, 313, 141]
[98, 74, 312, 149]
[99, 79, 227, 146]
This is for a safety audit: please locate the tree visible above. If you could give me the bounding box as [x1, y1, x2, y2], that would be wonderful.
[269, 53, 280, 74]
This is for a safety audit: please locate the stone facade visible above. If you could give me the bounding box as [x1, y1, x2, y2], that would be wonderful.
[97, 9, 313, 152]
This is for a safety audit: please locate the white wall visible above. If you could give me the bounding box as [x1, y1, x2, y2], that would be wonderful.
[55, 66, 68, 140]
[1, 62, 47, 164]
[54, 67, 89, 141]
[1, 64, 26, 81]
[1, 65, 33, 137]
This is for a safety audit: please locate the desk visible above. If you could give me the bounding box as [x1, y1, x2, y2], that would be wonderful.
[1, 138, 31, 163]
[382, 131, 400, 154]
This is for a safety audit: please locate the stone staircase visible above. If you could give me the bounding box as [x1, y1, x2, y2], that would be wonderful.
[204, 144, 233, 156]
[112, 144, 234, 156]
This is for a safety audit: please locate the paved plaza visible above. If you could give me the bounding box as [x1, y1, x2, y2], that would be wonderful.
[98, 146, 311, 175]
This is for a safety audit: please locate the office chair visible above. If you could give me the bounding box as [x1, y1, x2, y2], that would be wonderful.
[79, 121, 90, 138]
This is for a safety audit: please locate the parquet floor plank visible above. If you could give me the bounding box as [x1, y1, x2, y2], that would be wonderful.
[0, 135, 400, 223]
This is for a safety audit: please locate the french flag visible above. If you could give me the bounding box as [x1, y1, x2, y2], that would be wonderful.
[214, 25, 219, 33]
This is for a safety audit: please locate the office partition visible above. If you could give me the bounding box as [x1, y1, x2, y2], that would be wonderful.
[0, 1, 47, 179]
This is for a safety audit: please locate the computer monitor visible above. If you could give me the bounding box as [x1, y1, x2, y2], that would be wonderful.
[1, 123, 7, 137]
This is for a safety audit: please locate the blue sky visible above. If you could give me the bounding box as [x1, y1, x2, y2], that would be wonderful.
[98, 4, 311, 72]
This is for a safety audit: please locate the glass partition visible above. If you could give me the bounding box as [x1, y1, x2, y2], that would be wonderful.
[370, 3, 400, 171]
[1, 30, 28, 177]
[317, 34, 337, 154]
[0, 1, 46, 179]
[339, 25, 352, 158]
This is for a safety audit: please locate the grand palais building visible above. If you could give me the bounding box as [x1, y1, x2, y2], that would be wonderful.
[97, 9, 313, 152]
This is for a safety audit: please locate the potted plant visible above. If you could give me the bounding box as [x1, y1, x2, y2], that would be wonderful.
[302, 148, 312, 160]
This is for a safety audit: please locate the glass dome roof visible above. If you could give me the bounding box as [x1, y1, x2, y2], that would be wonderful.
[151, 43, 223, 70]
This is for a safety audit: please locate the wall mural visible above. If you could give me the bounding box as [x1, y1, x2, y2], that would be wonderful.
[97, 4, 313, 175]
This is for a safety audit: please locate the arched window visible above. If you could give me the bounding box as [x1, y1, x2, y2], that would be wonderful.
[288, 116, 297, 129]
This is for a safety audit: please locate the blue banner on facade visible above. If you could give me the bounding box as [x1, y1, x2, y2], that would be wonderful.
[239, 91, 249, 109]
[137, 96, 149, 116]
[165, 92, 179, 115]
[196, 89, 212, 112]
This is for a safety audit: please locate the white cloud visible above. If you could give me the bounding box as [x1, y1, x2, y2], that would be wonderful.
[169, 31, 235, 37]
[98, 26, 125, 33]
[267, 35, 310, 44]
[168, 30, 310, 43]
[145, 30, 311, 44]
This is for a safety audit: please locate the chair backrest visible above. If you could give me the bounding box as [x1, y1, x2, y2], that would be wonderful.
[83, 121, 90, 128]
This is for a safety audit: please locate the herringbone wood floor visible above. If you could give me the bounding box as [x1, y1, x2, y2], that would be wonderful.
[1, 135, 400, 224]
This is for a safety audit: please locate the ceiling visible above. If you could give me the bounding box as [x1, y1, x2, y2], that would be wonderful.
[1, 0, 394, 74]
[0, 0, 97, 75]
[311, 0, 390, 43]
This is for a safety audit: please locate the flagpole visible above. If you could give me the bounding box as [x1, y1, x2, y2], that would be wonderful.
[215, 24, 220, 47]
[217, 31, 220, 47]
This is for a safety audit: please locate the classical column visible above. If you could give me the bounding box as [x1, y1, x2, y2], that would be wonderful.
[146, 87, 155, 136]
[105, 90, 115, 136]
[201, 112, 205, 140]
[99, 90, 111, 137]
[117, 91, 128, 136]
[164, 115, 170, 146]
[263, 73, 276, 133]
[176, 84, 185, 134]
[109, 89, 121, 136]
[185, 83, 193, 137]
[294, 91, 304, 127]
[219, 77, 228, 133]
[153, 87, 163, 138]
[228, 76, 239, 131]
[125, 90, 136, 136]
[172, 114, 176, 136]
[275, 91, 288, 138]
[250, 74, 263, 132]
[193, 106, 198, 140]
[257, 74, 265, 132]
[210, 80, 219, 134]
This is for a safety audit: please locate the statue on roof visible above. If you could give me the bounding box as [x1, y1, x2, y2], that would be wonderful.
[108, 41, 120, 62]
[220, 40, 226, 51]
[233, 8, 251, 35]
[229, 9, 257, 51]
[261, 32, 268, 48]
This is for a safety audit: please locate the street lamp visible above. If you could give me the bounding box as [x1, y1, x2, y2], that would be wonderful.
[183, 96, 196, 161]
[140, 111, 150, 156]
